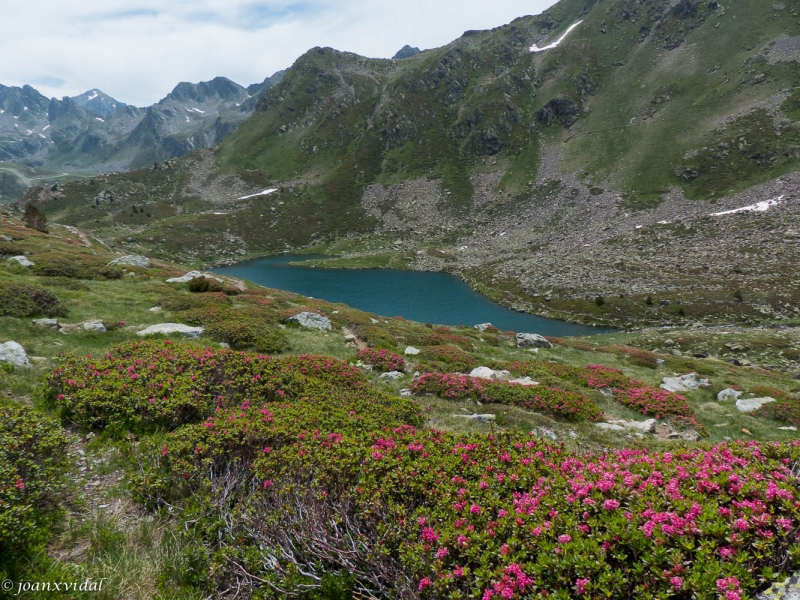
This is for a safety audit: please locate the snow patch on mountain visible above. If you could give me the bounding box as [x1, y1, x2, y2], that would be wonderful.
[709, 195, 784, 216]
[237, 188, 278, 200]
[530, 20, 583, 53]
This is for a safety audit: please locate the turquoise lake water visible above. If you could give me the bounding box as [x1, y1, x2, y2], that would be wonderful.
[213, 255, 612, 337]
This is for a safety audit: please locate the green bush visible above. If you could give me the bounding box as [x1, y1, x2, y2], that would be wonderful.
[179, 306, 289, 353]
[420, 345, 478, 373]
[0, 404, 68, 577]
[0, 281, 68, 317]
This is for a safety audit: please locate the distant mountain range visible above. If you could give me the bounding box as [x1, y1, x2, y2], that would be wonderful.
[0, 70, 285, 198]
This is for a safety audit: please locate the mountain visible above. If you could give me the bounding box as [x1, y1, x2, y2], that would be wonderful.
[0, 71, 286, 193]
[393, 45, 421, 59]
[71, 89, 128, 118]
[19, 0, 800, 328]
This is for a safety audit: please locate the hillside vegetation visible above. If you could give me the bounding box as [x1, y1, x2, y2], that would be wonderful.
[2, 197, 800, 597]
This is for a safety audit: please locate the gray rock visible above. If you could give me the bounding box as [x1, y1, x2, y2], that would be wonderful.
[370, 318, 380, 324]
[757, 570, 800, 600]
[474, 323, 493, 331]
[148, 306, 162, 312]
[508, 376, 539, 386]
[166, 270, 223, 283]
[596, 423, 627, 432]
[516, 333, 553, 348]
[453, 413, 496, 423]
[0, 341, 30, 368]
[404, 346, 421, 355]
[668, 430, 702, 442]
[531, 426, 558, 441]
[660, 372, 710, 393]
[136, 323, 205, 339]
[83, 320, 106, 333]
[399, 389, 413, 398]
[32, 318, 60, 329]
[469, 366, 510, 380]
[379, 371, 405, 380]
[8, 255, 34, 267]
[343, 334, 356, 342]
[717, 388, 744, 402]
[736, 397, 777, 413]
[108, 255, 151, 268]
[609, 418, 657, 433]
[778, 426, 798, 431]
[286, 312, 332, 331]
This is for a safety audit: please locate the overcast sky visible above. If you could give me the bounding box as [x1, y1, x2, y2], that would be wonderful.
[1, 1, 557, 107]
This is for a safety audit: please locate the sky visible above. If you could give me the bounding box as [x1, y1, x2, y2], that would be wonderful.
[1, 1, 558, 107]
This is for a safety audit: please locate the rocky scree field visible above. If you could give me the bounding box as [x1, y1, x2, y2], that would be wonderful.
[2, 212, 800, 598]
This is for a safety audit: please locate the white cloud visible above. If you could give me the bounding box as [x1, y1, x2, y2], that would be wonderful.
[0, 0, 557, 106]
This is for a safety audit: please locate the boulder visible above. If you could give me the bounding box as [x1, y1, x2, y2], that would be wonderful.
[83, 320, 107, 333]
[399, 389, 413, 398]
[343, 334, 356, 342]
[595, 423, 626, 432]
[286, 312, 332, 331]
[379, 371, 405, 380]
[608, 418, 657, 433]
[469, 367, 511, 380]
[756, 570, 800, 600]
[136, 323, 204, 339]
[108, 255, 151, 268]
[660, 372, 710, 393]
[717, 388, 743, 402]
[531, 427, 558, 441]
[32, 318, 60, 329]
[0, 341, 30, 368]
[166, 270, 223, 283]
[474, 323, 493, 332]
[735, 397, 776, 413]
[508, 376, 539, 386]
[453, 414, 496, 423]
[516, 333, 553, 349]
[8, 255, 34, 267]
[668, 430, 702, 442]
[404, 346, 421, 355]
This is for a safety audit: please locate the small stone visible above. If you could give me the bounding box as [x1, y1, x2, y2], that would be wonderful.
[286, 312, 332, 330]
[668, 430, 701, 442]
[778, 426, 798, 431]
[660, 372, 710, 393]
[508, 376, 538, 386]
[149, 306, 162, 312]
[83, 320, 106, 333]
[0, 341, 30, 368]
[379, 371, 404, 380]
[404, 346, 421, 355]
[474, 323, 493, 331]
[717, 388, 743, 402]
[399, 389, 413, 397]
[32, 318, 60, 329]
[741, 428, 753, 435]
[370, 318, 380, 324]
[343, 334, 356, 342]
[596, 423, 627, 432]
[515, 333, 553, 349]
[736, 397, 776, 413]
[7, 255, 34, 267]
[108, 255, 151, 268]
[137, 323, 205, 339]
[166, 270, 223, 283]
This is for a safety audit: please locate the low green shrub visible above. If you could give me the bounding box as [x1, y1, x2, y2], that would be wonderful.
[421, 345, 479, 373]
[179, 306, 289, 353]
[0, 404, 68, 578]
[755, 399, 800, 426]
[0, 281, 68, 317]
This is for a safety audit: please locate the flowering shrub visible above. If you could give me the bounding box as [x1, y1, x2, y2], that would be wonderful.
[356, 348, 405, 372]
[412, 373, 603, 421]
[43, 341, 414, 434]
[756, 399, 800, 427]
[508, 362, 704, 432]
[141, 414, 800, 599]
[0, 405, 68, 576]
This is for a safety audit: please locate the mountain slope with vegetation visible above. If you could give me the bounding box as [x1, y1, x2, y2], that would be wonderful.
[17, 0, 800, 329]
